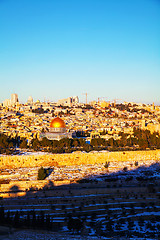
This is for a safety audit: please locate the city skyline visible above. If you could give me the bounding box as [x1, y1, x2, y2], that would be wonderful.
[0, 0, 160, 104]
[1, 92, 160, 106]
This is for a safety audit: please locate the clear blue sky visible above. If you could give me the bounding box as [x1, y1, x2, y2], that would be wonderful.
[0, 0, 160, 104]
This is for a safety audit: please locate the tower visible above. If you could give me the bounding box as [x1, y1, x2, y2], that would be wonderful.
[11, 93, 19, 106]
[27, 96, 33, 105]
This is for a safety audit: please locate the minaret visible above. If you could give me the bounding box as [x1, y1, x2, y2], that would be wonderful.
[152, 102, 155, 111]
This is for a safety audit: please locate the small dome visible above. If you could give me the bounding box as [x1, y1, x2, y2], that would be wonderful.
[50, 117, 66, 128]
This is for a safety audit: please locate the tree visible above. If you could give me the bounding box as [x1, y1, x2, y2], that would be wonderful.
[32, 138, 40, 150]
[120, 133, 128, 147]
[0, 206, 5, 224]
[38, 167, 47, 180]
[123, 166, 128, 172]
[13, 211, 20, 227]
[67, 217, 83, 233]
[135, 161, 138, 167]
[104, 161, 110, 171]
[19, 138, 28, 148]
[108, 137, 114, 148]
[41, 137, 52, 147]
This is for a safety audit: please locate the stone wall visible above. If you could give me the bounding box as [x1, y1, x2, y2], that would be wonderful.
[0, 150, 160, 198]
[0, 150, 160, 169]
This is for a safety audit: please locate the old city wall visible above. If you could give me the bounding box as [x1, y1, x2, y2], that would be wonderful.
[0, 149, 160, 169]
[0, 150, 160, 198]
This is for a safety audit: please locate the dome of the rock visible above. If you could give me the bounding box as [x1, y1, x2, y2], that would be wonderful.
[40, 117, 75, 140]
[50, 117, 66, 128]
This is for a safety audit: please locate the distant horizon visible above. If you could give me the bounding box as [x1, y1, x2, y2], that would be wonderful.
[0, 0, 159, 105]
[1, 92, 159, 106]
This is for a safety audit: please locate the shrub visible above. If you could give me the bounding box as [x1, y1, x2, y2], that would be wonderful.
[135, 161, 138, 167]
[38, 167, 47, 180]
[123, 166, 128, 172]
[104, 161, 110, 169]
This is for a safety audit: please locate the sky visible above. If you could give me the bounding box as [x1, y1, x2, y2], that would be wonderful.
[0, 0, 160, 104]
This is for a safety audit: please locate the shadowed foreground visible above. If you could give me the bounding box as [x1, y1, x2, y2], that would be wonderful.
[0, 162, 160, 239]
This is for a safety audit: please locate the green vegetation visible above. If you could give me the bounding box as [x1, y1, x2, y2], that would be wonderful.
[19, 138, 28, 148]
[37, 167, 48, 180]
[0, 208, 53, 231]
[1, 127, 160, 155]
[0, 133, 19, 154]
[104, 161, 110, 170]
[0, 133, 28, 154]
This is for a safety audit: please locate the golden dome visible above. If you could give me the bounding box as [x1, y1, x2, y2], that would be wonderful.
[50, 117, 66, 128]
